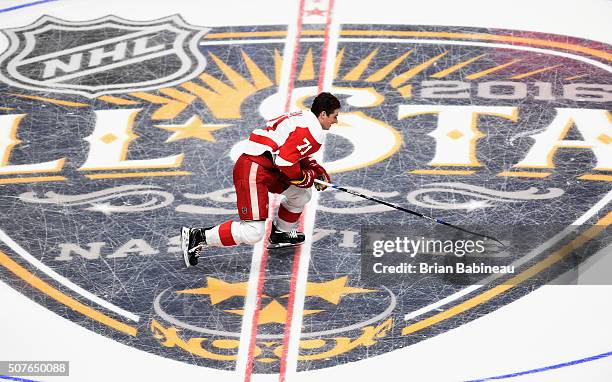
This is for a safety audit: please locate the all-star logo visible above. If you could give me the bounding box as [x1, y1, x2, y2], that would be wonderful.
[0, 15, 209, 97]
[0, 22, 610, 374]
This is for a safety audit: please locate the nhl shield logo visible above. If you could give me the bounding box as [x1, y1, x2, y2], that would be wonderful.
[0, 15, 209, 98]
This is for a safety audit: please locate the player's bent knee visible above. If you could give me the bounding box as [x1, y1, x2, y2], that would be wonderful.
[301, 188, 312, 204]
[284, 186, 312, 207]
[239, 220, 266, 244]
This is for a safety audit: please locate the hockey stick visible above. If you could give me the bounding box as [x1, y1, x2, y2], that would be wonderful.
[314, 179, 505, 246]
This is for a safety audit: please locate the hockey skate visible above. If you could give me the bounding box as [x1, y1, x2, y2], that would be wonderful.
[181, 227, 208, 267]
[268, 223, 305, 249]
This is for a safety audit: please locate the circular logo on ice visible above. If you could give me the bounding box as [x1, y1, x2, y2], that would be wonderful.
[0, 20, 610, 373]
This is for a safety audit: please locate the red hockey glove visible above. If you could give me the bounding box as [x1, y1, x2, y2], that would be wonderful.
[300, 157, 331, 191]
[289, 168, 316, 188]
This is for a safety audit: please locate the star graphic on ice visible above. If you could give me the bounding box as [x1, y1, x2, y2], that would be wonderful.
[225, 299, 322, 325]
[177, 277, 256, 305]
[294, 276, 375, 305]
[155, 115, 231, 143]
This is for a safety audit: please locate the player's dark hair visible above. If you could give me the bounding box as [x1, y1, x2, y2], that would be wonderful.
[311, 92, 340, 118]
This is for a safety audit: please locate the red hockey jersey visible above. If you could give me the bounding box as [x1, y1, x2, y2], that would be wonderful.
[240, 110, 323, 179]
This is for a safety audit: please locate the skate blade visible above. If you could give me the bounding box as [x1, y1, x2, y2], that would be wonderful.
[267, 242, 303, 249]
[181, 227, 192, 267]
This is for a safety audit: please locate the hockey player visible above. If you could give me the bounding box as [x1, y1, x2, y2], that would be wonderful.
[181, 92, 340, 267]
